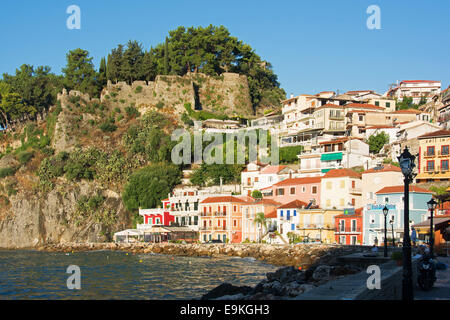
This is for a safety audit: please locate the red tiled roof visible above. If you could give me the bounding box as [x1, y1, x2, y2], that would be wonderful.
[346, 90, 374, 94]
[161, 198, 169, 202]
[269, 177, 322, 187]
[201, 196, 249, 204]
[334, 207, 363, 219]
[242, 199, 281, 206]
[417, 129, 450, 139]
[323, 168, 361, 179]
[345, 103, 384, 110]
[362, 164, 402, 174]
[265, 210, 277, 219]
[278, 199, 309, 209]
[391, 109, 422, 114]
[366, 125, 395, 129]
[400, 80, 440, 83]
[260, 165, 288, 174]
[375, 185, 432, 194]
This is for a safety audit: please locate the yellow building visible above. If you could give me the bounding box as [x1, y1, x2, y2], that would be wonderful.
[295, 209, 343, 243]
[416, 129, 450, 183]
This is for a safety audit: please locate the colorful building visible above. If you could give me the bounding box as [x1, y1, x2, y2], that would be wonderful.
[137, 199, 174, 230]
[361, 164, 403, 205]
[363, 185, 433, 245]
[199, 196, 251, 243]
[320, 168, 362, 210]
[240, 199, 280, 242]
[334, 208, 363, 245]
[261, 176, 321, 206]
[416, 129, 450, 183]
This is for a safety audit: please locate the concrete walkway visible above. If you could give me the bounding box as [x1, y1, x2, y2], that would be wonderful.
[415, 256, 450, 300]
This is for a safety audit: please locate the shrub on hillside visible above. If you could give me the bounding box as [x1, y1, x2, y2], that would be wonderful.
[99, 118, 117, 132]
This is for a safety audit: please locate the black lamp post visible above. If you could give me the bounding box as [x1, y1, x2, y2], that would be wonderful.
[397, 146, 416, 301]
[383, 205, 389, 257]
[427, 198, 438, 258]
[390, 216, 395, 247]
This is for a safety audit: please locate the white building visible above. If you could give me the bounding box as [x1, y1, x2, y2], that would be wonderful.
[386, 80, 441, 104]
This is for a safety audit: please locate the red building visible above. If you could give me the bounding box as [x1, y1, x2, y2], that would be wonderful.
[334, 207, 363, 245]
[139, 199, 175, 227]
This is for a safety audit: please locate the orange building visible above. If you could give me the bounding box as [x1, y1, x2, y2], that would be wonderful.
[199, 196, 252, 243]
[416, 129, 450, 183]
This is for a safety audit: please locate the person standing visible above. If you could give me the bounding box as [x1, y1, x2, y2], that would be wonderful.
[374, 236, 378, 246]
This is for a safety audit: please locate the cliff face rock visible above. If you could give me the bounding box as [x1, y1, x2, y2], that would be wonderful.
[0, 180, 129, 249]
[101, 72, 254, 119]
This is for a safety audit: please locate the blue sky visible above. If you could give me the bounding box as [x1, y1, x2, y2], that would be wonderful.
[0, 0, 449, 97]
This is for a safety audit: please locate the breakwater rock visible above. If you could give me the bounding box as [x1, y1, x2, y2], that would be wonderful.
[37, 242, 370, 268]
[201, 264, 363, 300]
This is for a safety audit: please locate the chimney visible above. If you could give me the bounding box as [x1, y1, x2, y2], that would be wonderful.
[290, 93, 294, 99]
[289, 171, 292, 179]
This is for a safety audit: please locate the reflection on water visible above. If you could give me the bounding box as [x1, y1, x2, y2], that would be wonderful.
[0, 250, 277, 300]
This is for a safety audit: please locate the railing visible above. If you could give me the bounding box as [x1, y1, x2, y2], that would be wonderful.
[424, 151, 436, 158]
[199, 226, 212, 231]
[350, 188, 362, 194]
[335, 227, 362, 233]
[213, 226, 227, 231]
[200, 212, 212, 217]
[422, 166, 448, 173]
[438, 150, 450, 157]
[213, 211, 227, 217]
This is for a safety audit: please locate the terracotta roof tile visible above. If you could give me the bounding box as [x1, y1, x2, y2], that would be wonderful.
[362, 164, 402, 174]
[260, 165, 288, 174]
[322, 168, 361, 179]
[201, 196, 249, 204]
[278, 199, 309, 209]
[265, 210, 277, 219]
[375, 185, 432, 194]
[418, 129, 450, 139]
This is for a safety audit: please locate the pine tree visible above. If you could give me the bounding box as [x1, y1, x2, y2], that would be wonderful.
[164, 37, 169, 75]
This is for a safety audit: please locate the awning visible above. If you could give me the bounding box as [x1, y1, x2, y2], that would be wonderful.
[321, 168, 332, 173]
[321, 152, 343, 161]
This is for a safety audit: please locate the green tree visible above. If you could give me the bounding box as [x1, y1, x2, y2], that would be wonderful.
[62, 49, 98, 96]
[122, 163, 181, 213]
[367, 132, 390, 154]
[98, 57, 107, 89]
[251, 190, 262, 199]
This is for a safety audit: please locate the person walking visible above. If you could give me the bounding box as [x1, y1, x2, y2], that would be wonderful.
[374, 236, 378, 246]
[411, 227, 417, 247]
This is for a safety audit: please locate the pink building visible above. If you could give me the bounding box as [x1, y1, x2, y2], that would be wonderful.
[261, 177, 321, 207]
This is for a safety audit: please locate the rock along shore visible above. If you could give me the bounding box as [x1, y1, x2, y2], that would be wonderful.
[35, 242, 369, 269]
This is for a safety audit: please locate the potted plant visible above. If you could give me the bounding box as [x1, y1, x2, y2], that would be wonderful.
[391, 251, 403, 266]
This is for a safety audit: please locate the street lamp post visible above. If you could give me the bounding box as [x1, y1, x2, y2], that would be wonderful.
[427, 198, 438, 258]
[390, 216, 395, 247]
[383, 205, 389, 257]
[397, 146, 416, 301]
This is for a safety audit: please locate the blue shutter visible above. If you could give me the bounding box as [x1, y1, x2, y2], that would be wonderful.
[287, 210, 290, 220]
[280, 210, 283, 217]
[291, 224, 295, 231]
[294, 210, 297, 216]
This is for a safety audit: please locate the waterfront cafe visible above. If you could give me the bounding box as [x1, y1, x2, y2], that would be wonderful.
[114, 226, 198, 244]
[412, 216, 450, 255]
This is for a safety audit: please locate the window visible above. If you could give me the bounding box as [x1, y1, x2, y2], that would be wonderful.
[293, 210, 297, 217]
[442, 160, 449, 171]
[375, 101, 380, 106]
[326, 181, 332, 190]
[442, 145, 449, 156]
[359, 115, 364, 122]
[427, 160, 435, 172]
[312, 186, 318, 194]
[233, 220, 237, 227]
[290, 187, 296, 195]
[291, 224, 295, 231]
[233, 205, 237, 212]
[255, 177, 259, 182]
[351, 198, 355, 206]
[302, 186, 306, 193]
[351, 219, 357, 232]
[384, 197, 389, 203]
[280, 210, 283, 217]
[287, 210, 290, 220]
[352, 180, 355, 189]
[218, 220, 221, 226]
[276, 188, 285, 196]
[386, 102, 391, 109]
[340, 180, 345, 188]
[427, 146, 435, 156]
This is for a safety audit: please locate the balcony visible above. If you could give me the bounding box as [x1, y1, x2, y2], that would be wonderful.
[350, 188, 362, 194]
[213, 226, 227, 231]
[213, 211, 227, 217]
[424, 151, 436, 158]
[200, 212, 212, 217]
[335, 227, 362, 234]
[438, 150, 450, 158]
[200, 226, 212, 231]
